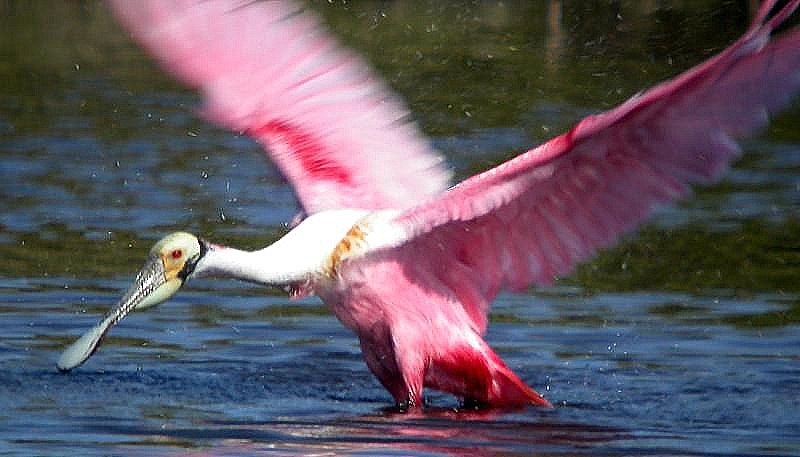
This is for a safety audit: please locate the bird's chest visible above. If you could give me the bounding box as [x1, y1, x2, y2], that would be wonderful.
[315, 256, 405, 337]
[313, 272, 375, 335]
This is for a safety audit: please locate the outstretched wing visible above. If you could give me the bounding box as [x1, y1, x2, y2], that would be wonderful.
[109, 0, 451, 213]
[381, 0, 800, 333]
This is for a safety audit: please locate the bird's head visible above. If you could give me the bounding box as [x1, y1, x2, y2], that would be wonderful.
[136, 232, 206, 308]
[57, 232, 207, 372]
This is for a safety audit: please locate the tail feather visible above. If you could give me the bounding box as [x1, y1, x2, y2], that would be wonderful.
[426, 339, 552, 408]
[485, 348, 552, 408]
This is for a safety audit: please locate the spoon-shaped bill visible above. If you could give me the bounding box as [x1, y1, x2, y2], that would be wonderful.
[57, 255, 180, 372]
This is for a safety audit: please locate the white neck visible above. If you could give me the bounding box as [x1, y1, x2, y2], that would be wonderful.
[191, 209, 370, 287]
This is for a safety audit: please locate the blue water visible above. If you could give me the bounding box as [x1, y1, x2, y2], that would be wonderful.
[3, 283, 799, 456]
[1, 1, 799, 456]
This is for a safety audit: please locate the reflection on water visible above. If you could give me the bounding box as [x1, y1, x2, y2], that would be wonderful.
[89, 413, 628, 456]
[1, 1, 799, 456]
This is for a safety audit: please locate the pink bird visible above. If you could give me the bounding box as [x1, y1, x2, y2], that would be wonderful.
[58, 0, 800, 410]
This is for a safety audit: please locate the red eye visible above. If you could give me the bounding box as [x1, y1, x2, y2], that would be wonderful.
[171, 249, 183, 259]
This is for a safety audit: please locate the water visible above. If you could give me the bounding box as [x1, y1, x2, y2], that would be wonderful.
[2, 1, 799, 456]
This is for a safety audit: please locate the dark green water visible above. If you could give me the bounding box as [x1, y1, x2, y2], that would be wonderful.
[1, 1, 799, 456]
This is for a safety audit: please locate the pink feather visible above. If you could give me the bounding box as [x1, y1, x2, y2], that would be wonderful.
[109, 0, 451, 213]
[386, 0, 800, 332]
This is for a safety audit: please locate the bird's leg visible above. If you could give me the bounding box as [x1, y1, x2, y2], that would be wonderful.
[358, 325, 427, 410]
[395, 396, 422, 411]
[393, 336, 427, 411]
[459, 397, 489, 411]
[358, 333, 410, 405]
[394, 382, 424, 411]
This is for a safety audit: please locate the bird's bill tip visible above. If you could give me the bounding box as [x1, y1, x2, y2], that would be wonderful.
[56, 321, 107, 372]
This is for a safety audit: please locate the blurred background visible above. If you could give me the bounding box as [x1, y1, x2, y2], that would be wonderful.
[1, 1, 799, 456]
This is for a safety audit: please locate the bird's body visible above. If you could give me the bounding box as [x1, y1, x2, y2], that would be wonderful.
[196, 207, 551, 407]
[58, 0, 800, 410]
[320, 240, 551, 408]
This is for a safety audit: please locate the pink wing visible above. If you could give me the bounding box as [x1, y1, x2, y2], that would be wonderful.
[383, 0, 800, 333]
[109, 0, 450, 213]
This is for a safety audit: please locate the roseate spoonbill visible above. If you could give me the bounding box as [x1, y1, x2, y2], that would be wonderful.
[58, 0, 800, 410]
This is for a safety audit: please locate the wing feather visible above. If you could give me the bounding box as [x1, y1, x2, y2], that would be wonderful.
[109, 0, 451, 213]
[382, 0, 800, 333]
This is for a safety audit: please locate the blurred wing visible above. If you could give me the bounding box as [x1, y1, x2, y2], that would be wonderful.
[383, 0, 800, 333]
[109, 0, 451, 213]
